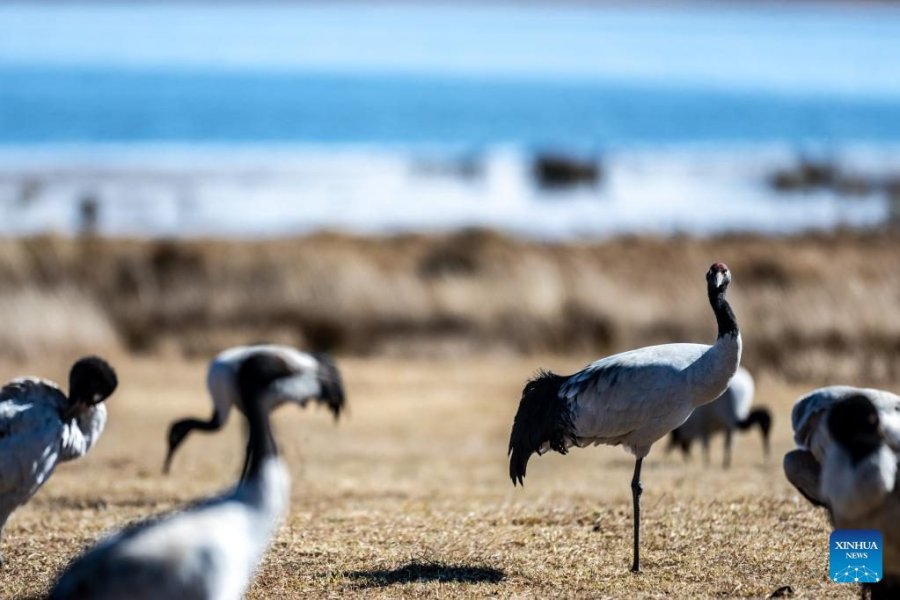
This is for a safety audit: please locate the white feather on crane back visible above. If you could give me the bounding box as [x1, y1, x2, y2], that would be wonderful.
[0, 378, 106, 531]
[208, 345, 323, 424]
[50, 457, 289, 600]
[559, 335, 742, 458]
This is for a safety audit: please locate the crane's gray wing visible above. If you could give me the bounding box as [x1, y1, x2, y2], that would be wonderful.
[783, 449, 828, 510]
[0, 379, 68, 435]
[561, 344, 709, 440]
[0, 398, 64, 497]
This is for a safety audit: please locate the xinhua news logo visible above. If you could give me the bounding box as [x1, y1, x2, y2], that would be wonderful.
[830, 530, 883, 584]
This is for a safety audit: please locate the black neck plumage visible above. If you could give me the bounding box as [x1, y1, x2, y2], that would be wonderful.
[244, 395, 277, 481]
[164, 416, 224, 474]
[708, 286, 739, 339]
[180, 416, 221, 434]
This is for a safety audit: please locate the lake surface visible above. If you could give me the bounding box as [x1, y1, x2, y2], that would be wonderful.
[1, 2, 899, 237]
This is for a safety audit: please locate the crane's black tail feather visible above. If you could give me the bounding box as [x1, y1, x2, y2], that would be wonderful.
[737, 407, 772, 435]
[312, 352, 346, 420]
[508, 370, 574, 486]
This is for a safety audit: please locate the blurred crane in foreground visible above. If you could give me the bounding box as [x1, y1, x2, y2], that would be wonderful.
[785, 387, 900, 599]
[50, 353, 301, 599]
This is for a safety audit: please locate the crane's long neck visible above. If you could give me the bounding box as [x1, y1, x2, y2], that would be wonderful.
[244, 393, 278, 482]
[687, 286, 742, 408]
[179, 416, 223, 433]
[709, 286, 738, 339]
[60, 403, 108, 461]
[163, 415, 224, 473]
[75, 403, 107, 445]
[237, 393, 289, 532]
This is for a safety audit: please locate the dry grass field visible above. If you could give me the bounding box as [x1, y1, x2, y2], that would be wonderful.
[0, 354, 856, 599]
[0, 230, 899, 384]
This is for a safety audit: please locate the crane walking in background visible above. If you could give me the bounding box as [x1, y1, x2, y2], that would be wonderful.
[667, 367, 772, 468]
[508, 263, 742, 572]
[50, 353, 302, 599]
[164, 344, 345, 477]
[0, 356, 118, 567]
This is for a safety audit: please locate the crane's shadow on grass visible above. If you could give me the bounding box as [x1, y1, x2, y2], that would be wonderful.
[346, 561, 505, 588]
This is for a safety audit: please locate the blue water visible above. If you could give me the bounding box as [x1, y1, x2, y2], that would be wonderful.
[4, 67, 900, 146]
[2, 3, 900, 147]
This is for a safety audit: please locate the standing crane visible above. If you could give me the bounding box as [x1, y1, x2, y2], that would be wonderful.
[164, 344, 344, 476]
[509, 263, 741, 572]
[0, 356, 118, 567]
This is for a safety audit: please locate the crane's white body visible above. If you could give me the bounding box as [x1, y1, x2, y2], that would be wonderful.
[0, 378, 107, 546]
[785, 386, 900, 581]
[560, 337, 742, 459]
[673, 366, 754, 443]
[208, 345, 326, 424]
[50, 457, 289, 599]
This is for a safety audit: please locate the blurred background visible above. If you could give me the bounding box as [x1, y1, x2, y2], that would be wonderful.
[1, 1, 900, 384]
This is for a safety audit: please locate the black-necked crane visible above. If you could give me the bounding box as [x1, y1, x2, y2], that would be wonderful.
[508, 262, 741, 572]
[0, 356, 117, 567]
[784, 387, 900, 597]
[49, 352, 300, 600]
[667, 366, 772, 468]
[164, 344, 344, 476]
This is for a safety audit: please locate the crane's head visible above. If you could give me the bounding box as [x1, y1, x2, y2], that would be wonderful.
[237, 353, 298, 408]
[827, 394, 882, 465]
[706, 262, 732, 292]
[69, 356, 118, 407]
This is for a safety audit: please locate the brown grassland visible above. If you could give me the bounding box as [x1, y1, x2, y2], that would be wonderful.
[0, 228, 898, 384]
[0, 229, 895, 599]
[0, 356, 850, 599]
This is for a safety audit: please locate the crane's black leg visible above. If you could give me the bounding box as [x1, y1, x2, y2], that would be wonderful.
[631, 457, 644, 573]
[723, 430, 733, 469]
